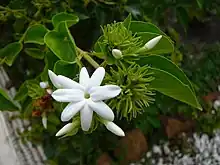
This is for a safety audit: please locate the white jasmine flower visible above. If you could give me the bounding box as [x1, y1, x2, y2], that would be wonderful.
[112, 49, 123, 59]
[48, 67, 121, 132]
[56, 123, 74, 136]
[104, 121, 125, 136]
[144, 35, 162, 50]
[41, 112, 47, 129]
[40, 81, 49, 89]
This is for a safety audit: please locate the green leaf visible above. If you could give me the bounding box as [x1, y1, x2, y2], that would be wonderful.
[24, 48, 45, 59]
[44, 22, 77, 62]
[147, 117, 161, 128]
[138, 55, 194, 92]
[54, 60, 78, 78]
[196, 0, 204, 9]
[149, 68, 202, 110]
[138, 32, 174, 54]
[176, 7, 189, 32]
[0, 42, 23, 66]
[26, 80, 45, 99]
[14, 82, 28, 101]
[24, 24, 48, 45]
[48, 113, 60, 125]
[52, 12, 79, 29]
[129, 21, 165, 35]
[0, 89, 18, 111]
[123, 13, 132, 29]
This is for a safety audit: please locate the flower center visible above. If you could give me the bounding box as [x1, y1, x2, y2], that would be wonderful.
[84, 92, 90, 99]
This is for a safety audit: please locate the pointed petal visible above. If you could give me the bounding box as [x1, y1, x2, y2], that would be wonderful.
[57, 75, 84, 90]
[48, 70, 61, 88]
[80, 103, 93, 131]
[90, 85, 121, 101]
[80, 67, 90, 88]
[144, 35, 162, 50]
[42, 112, 47, 129]
[88, 67, 105, 88]
[52, 89, 84, 102]
[56, 123, 74, 136]
[104, 121, 125, 136]
[88, 100, 114, 121]
[61, 100, 85, 122]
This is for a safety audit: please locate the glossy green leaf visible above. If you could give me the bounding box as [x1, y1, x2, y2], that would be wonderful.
[0, 89, 18, 111]
[138, 32, 174, 54]
[24, 24, 48, 45]
[149, 68, 202, 110]
[0, 42, 23, 66]
[138, 55, 194, 92]
[26, 80, 45, 99]
[129, 21, 165, 35]
[44, 22, 77, 62]
[14, 82, 28, 101]
[54, 60, 78, 78]
[24, 48, 45, 59]
[52, 12, 79, 29]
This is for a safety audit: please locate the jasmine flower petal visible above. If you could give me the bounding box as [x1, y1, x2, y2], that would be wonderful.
[56, 123, 74, 136]
[61, 100, 85, 122]
[52, 89, 84, 102]
[90, 85, 121, 101]
[88, 100, 114, 121]
[104, 121, 125, 136]
[88, 67, 105, 88]
[57, 75, 84, 90]
[80, 103, 93, 131]
[80, 67, 90, 88]
[48, 70, 61, 88]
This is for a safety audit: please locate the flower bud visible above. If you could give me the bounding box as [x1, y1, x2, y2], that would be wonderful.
[56, 123, 74, 136]
[144, 35, 162, 50]
[40, 81, 49, 89]
[104, 121, 125, 136]
[112, 49, 123, 59]
[42, 112, 47, 129]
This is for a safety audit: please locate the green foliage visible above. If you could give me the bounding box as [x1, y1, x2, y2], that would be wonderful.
[105, 64, 155, 120]
[26, 80, 45, 99]
[0, 89, 19, 111]
[0, 0, 209, 164]
[0, 42, 23, 66]
[45, 21, 77, 62]
[24, 24, 48, 45]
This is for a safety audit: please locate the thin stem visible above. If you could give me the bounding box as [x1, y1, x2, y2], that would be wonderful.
[76, 47, 100, 69]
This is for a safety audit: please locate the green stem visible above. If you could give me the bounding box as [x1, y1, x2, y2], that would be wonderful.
[77, 47, 100, 68]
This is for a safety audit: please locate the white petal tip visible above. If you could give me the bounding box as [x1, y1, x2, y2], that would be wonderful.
[105, 121, 125, 137]
[144, 35, 162, 50]
[112, 49, 123, 59]
[55, 123, 73, 137]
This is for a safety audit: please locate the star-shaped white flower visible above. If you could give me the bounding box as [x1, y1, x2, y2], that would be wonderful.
[48, 67, 121, 131]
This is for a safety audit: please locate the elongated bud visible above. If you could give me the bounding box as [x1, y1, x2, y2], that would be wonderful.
[56, 123, 74, 136]
[144, 35, 162, 50]
[104, 121, 125, 137]
[42, 112, 47, 129]
[40, 81, 49, 89]
[112, 49, 123, 59]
